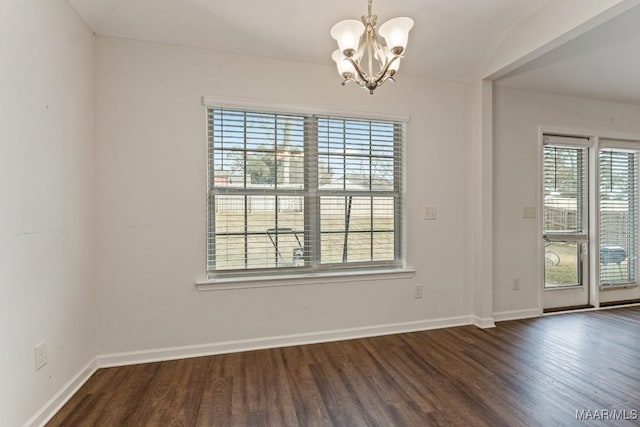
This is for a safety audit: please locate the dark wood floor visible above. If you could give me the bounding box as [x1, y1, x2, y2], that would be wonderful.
[48, 307, 640, 426]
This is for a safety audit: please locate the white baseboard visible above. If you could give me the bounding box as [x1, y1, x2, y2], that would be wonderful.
[493, 308, 541, 322]
[25, 358, 98, 427]
[472, 316, 496, 329]
[97, 315, 474, 368]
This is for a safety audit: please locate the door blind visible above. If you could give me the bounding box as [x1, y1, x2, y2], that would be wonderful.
[599, 148, 638, 285]
[542, 144, 587, 234]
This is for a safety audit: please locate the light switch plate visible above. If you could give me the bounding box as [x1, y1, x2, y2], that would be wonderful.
[424, 207, 437, 220]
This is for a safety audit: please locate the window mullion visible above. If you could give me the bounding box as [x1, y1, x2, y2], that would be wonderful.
[243, 112, 248, 269]
[394, 122, 403, 262]
[305, 116, 320, 268]
[369, 122, 373, 261]
[208, 109, 217, 271]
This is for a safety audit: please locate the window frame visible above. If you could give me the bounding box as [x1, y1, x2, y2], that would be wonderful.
[203, 97, 409, 280]
[542, 139, 590, 290]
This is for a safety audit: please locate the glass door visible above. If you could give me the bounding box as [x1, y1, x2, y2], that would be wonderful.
[542, 139, 591, 310]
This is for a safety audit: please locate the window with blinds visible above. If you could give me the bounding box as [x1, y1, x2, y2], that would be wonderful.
[543, 145, 587, 234]
[542, 139, 589, 290]
[599, 148, 638, 285]
[207, 107, 404, 274]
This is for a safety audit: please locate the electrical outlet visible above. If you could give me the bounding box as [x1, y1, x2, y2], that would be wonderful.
[34, 341, 47, 371]
[414, 284, 424, 299]
[424, 207, 437, 220]
[513, 278, 520, 291]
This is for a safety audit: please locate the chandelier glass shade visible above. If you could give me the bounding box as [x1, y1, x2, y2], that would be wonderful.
[331, 0, 414, 94]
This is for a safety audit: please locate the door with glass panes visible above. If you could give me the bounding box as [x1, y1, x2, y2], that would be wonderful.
[542, 137, 590, 309]
[542, 135, 640, 310]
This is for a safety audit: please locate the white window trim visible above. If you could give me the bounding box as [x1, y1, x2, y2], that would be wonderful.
[196, 268, 416, 291]
[202, 96, 411, 124]
[201, 96, 410, 286]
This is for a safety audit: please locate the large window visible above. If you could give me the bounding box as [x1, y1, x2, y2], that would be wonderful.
[599, 148, 638, 285]
[207, 107, 404, 275]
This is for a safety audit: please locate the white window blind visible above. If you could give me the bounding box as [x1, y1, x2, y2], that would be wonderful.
[599, 148, 638, 285]
[543, 144, 587, 234]
[207, 107, 404, 275]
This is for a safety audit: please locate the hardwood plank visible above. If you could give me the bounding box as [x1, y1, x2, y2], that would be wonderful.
[280, 345, 332, 426]
[46, 368, 116, 425]
[47, 307, 640, 427]
[195, 375, 233, 426]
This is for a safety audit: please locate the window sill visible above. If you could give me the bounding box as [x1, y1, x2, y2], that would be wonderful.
[195, 268, 416, 291]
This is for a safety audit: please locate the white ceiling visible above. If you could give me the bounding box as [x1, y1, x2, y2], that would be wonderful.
[67, 0, 640, 104]
[67, 0, 553, 82]
[497, 4, 640, 105]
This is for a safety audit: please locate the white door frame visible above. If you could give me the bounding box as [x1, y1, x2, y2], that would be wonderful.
[538, 126, 640, 312]
[539, 133, 592, 310]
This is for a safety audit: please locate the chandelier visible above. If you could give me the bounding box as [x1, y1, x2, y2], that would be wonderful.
[331, 0, 414, 94]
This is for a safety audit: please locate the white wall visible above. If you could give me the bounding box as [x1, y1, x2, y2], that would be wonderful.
[94, 37, 471, 355]
[493, 86, 640, 315]
[0, 1, 95, 425]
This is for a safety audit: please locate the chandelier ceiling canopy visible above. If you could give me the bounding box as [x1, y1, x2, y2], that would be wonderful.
[331, 0, 414, 94]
